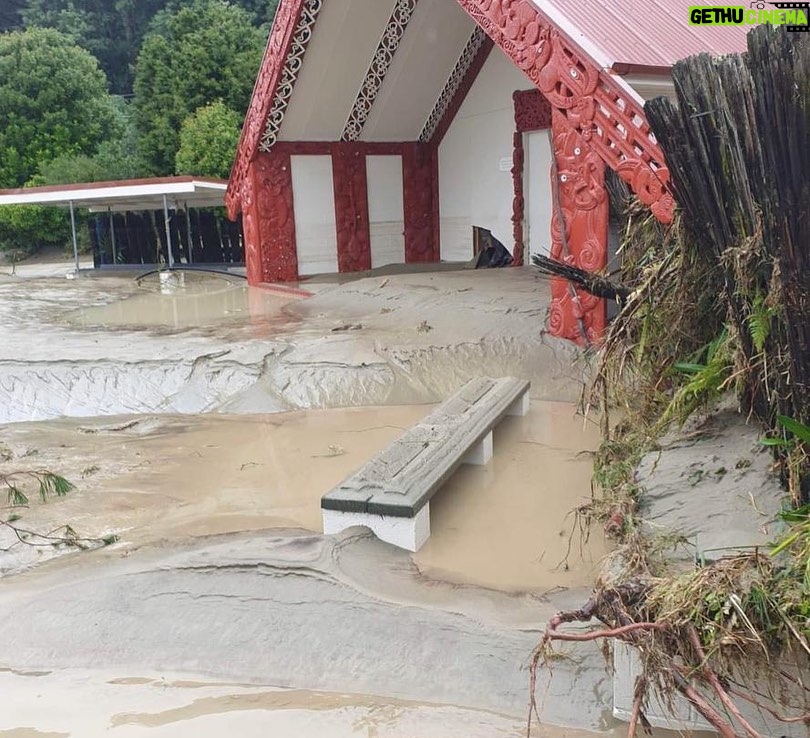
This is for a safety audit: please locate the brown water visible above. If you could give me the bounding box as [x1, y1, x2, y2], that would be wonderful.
[62, 272, 295, 329]
[0, 402, 605, 591]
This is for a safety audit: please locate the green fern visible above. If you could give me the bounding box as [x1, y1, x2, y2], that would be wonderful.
[746, 293, 773, 354]
[663, 330, 734, 426]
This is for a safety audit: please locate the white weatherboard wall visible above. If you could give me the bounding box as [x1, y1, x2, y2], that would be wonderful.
[438, 49, 532, 262]
[291, 155, 338, 276]
[366, 155, 405, 268]
[525, 130, 553, 259]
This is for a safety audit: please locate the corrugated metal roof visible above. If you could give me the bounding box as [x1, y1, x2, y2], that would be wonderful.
[534, 0, 750, 70]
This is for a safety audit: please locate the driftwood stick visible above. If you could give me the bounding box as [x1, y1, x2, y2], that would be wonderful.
[687, 626, 765, 738]
[671, 668, 742, 738]
[728, 686, 810, 725]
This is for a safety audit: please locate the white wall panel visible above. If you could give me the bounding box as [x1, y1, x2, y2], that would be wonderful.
[366, 155, 405, 268]
[438, 50, 530, 262]
[525, 129, 553, 259]
[291, 155, 338, 276]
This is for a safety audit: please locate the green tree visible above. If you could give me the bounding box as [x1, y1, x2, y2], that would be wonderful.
[133, 0, 264, 176]
[20, 0, 168, 94]
[0, 27, 121, 188]
[0, 202, 69, 258]
[175, 101, 241, 179]
[0, 0, 26, 32]
[36, 96, 145, 184]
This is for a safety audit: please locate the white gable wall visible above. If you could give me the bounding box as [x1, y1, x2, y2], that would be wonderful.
[438, 50, 537, 262]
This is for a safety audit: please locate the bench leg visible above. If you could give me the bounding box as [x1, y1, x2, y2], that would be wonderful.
[463, 430, 493, 465]
[322, 503, 431, 552]
[508, 391, 530, 417]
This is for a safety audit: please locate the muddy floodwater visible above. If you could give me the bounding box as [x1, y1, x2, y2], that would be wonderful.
[0, 401, 603, 590]
[0, 268, 634, 737]
[63, 271, 297, 330]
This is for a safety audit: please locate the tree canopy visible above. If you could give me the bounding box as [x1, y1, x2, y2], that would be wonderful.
[133, 0, 265, 176]
[176, 100, 242, 180]
[20, 0, 168, 95]
[16, 0, 277, 96]
[0, 27, 122, 188]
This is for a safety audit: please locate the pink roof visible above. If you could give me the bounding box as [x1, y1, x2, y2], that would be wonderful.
[539, 0, 751, 71]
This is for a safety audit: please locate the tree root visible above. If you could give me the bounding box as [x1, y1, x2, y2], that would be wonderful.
[528, 587, 809, 738]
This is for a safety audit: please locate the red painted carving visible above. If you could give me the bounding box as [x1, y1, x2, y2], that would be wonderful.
[428, 35, 493, 146]
[331, 143, 371, 272]
[226, 0, 308, 219]
[402, 142, 439, 263]
[513, 88, 551, 132]
[456, 0, 674, 224]
[548, 110, 607, 344]
[250, 149, 298, 283]
[511, 131, 525, 266]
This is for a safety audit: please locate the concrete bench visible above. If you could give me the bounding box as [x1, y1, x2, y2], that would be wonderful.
[321, 376, 530, 551]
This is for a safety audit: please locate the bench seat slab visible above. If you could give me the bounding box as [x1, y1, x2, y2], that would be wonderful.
[321, 376, 530, 520]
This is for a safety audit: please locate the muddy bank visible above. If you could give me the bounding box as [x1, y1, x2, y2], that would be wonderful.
[0, 529, 610, 729]
[0, 269, 586, 422]
[637, 406, 789, 561]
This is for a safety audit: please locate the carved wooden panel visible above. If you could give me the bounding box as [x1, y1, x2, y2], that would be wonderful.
[548, 110, 607, 344]
[513, 88, 552, 132]
[510, 90, 551, 267]
[511, 130, 525, 266]
[331, 143, 372, 273]
[251, 150, 299, 283]
[402, 142, 439, 263]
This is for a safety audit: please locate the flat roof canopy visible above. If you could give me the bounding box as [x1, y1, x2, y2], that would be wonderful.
[0, 176, 227, 213]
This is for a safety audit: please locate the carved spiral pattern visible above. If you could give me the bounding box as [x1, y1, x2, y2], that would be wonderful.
[578, 238, 601, 272]
[547, 297, 567, 336]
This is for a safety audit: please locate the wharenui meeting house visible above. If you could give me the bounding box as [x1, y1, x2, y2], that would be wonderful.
[226, 0, 746, 342]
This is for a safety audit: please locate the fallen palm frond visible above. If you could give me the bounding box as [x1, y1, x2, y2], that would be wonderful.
[531, 254, 632, 303]
[0, 469, 118, 553]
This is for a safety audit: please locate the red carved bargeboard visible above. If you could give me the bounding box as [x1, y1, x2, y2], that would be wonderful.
[549, 109, 607, 344]
[226, 0, 309, 220]
[457, 0, 671, 341]
[331, 142, 372, 273]
[457, 0, 673, 224]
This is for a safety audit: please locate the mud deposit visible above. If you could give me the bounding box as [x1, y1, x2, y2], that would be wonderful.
[0, 268, 622, 736]
[0, 269, 586, 422]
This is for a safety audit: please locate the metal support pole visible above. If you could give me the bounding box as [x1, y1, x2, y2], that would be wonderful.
[185, 202, 193, 265]
[69, 200, 79, 273]
[108, 206, 117, 265]
[162, 194, 174, 268]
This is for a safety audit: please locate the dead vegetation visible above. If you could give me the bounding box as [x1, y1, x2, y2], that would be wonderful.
[529, 26, 810, 738]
